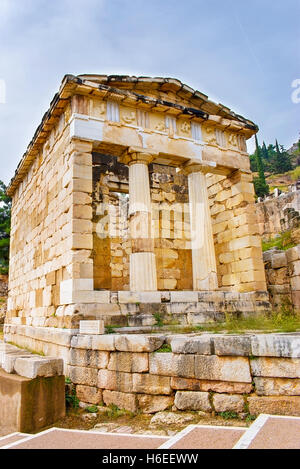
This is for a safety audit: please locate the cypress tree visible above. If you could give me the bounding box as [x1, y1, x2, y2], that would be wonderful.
[261, 141, 269, 161]
[253, 135, 269, 198]
[0, 181, 11, 274]
[273, 140, 292, 173]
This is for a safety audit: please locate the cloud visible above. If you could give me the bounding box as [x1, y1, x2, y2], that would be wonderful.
[0, 0, 299, 184]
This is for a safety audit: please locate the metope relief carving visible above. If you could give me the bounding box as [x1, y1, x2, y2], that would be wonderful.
[204, 126, 217, 144]
[228, 132, 239, 148]
[180, 121, 191, 136]
[120, 109, 137, 125]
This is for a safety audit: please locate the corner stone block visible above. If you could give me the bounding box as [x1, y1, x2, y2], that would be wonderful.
[170, 336, 212, 355]
[213, 394, 245, 413]
[13, 357, 64, 379]
[149, 353, 195, 378]
[194, 355, 251, 383]
[115, 335, 165, 352]
[2, 351, 33, 374]
[251, 334, 300, 358]
[102, 390, 138, 413]
[174, 391, 211, 412]
[250, 357, 300, 378]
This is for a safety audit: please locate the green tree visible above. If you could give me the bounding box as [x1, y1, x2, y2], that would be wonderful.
[272, 140, 292, 174]
[0, 181, 11, 274]
[261, 141, 269, 161]
[253, 135, 269, 198]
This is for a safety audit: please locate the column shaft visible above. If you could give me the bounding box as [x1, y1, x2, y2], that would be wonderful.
[188, 170, 218, 290]
[128, 160, 157, 291]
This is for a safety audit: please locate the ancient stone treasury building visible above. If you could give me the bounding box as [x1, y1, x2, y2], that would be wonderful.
[5, 75, 269, 349]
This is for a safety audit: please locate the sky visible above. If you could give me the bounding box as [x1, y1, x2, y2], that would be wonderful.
[0, 0, 299, 185]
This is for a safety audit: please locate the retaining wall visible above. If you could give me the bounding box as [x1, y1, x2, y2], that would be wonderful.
[5, 328, 300, 417]
[256, 190, 300, 240]
[264, 245, 300, 310]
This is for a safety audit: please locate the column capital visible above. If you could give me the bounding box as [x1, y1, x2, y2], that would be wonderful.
[179, 159, 217, 176]
[120, 147, 159, 166]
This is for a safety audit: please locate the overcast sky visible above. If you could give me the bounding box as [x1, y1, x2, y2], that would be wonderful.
[0, 0, 299, 185]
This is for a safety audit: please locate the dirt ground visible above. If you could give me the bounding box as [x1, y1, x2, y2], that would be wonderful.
[50, 405, 252, 437]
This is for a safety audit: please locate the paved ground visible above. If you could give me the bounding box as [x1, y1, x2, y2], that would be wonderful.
[1, 415, 300, 449]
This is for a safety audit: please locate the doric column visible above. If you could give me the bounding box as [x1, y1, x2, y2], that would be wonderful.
[121, 148, 158, 291]
[182, 162, 218, 291]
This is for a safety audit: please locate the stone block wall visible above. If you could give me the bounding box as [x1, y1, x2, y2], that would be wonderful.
[7, 121, 96, 328]
[264, 246, 300, 310]
[207, 170, 266, 293]
[67, 333, 300, 416]
[92, 152, 266, 293]
[7, 116, 71, 326]
[256, 190, 300, 240]
[92, 155, 193, 291]
[5, 328, 300, 417]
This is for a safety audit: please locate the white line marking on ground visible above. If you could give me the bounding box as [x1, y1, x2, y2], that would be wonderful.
[1, 427, 56, 449]
[50, 427, 169, 439]
[233, 414, 270, 449]
[158, 425, 196, 449]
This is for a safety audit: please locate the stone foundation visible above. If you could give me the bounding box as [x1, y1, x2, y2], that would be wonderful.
[4, 327, 300, 417]
[6, 290, 271, 329]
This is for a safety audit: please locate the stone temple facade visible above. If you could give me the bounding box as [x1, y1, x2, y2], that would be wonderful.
[5, 75, 270, 342]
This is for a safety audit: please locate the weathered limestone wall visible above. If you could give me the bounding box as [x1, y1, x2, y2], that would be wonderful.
[207, 171, 266, 292]
[7, 118, 95, 329]
[92, 154, 193, 291]
[151, 164, 193, 291]
[67, 332, 300, 417]
[257, 190, 300, 240]
[91, 151, 266, 293]
[92, 153, 130, 291]
[4, 290, 270, 334]
[7, 116, 71, 326]
[264, 245, 300, 310]
[5, 331, 300, 417]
